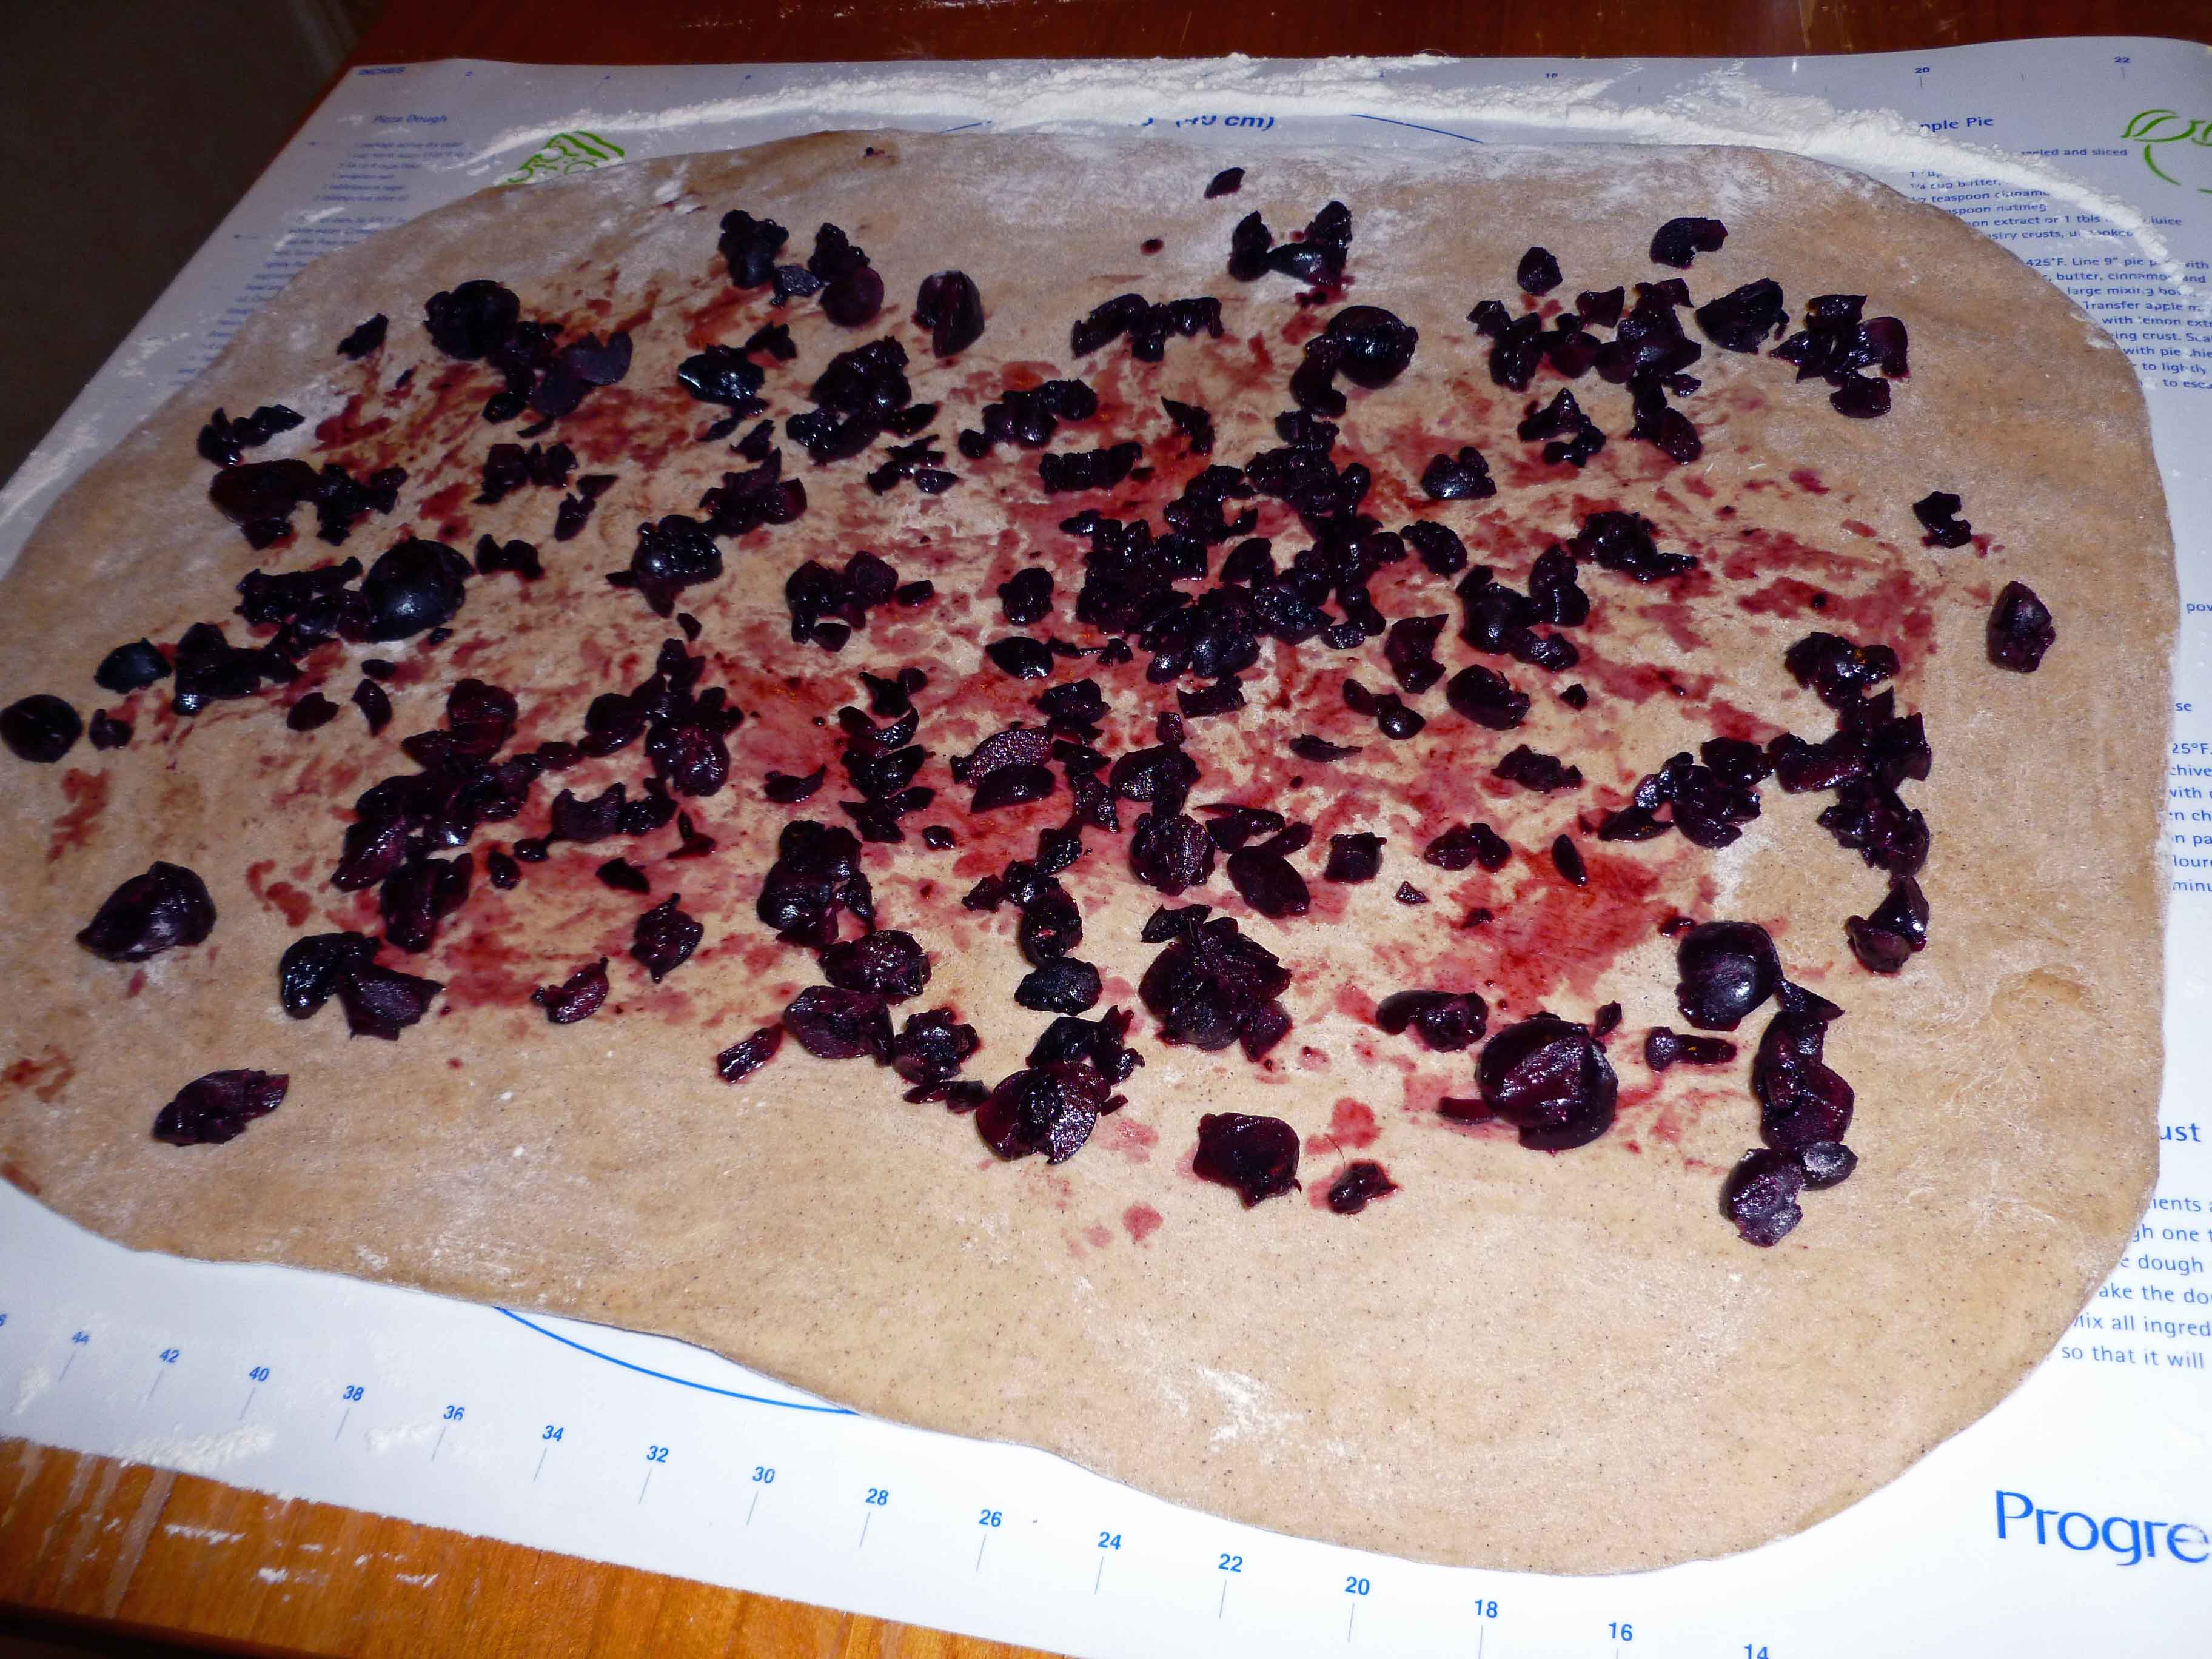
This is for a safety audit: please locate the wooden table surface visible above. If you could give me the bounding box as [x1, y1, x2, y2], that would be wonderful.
[7, 1, 2210, 1654]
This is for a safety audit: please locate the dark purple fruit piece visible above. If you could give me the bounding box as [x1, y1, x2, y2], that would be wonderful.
[820, 263, 885, 328]
[1913, 490, 1972, 549]
[533, 958, 610, 1024]
[95, 640, 170, 694]
[424, 280, 518, 359]
[360, 539, 470, 642]
[1130, 811, 1216, 895]
[1987, 581, 2054, 672]
[1675, 920, 1781, 1031]
[1445, 665, 1530, 731]
[1327, 1161, 1398, 1214]
[1477, 1014, 1618, 1151]
[890, 1009, 979, 1084]
[677, 345, 765, 408]
[719, 211, 788, 287]
[971, 765, 1056, 813]
[1799, 1139, 1857, 1190]
[630, 893, 702, 982]
[1288, 735, 1361, 763]
[997, 565, 1054, 626]
[1783, 631, 1899, 709]
[1643, 1027, 1738, 1070]
[1570, 509, 1697, 581]
[1517, 247, 1562, 294]
[1016, 956, 1102, 1014]
[337, 313, 388, 358]
[1493, 746, 1581, 793]
[379, 855, 471, 952]
[1395, 882, 1428, 905]
[152, 1069, 287, 1146]
[1139, 915, 1290, 1050]
[978, 1063, 1107, 1164]
[985, 637, 1055, 679]
[783, 985, 891, 1060]
[1829, 374, 1891, 418]
[1576, 287, 1626, 326]
[1323, 306, 1418, 389]
[1694, 278, 1787, 351]
[596, 858, 651, 895]
[1225, 847, 1309, 919]
[1420, 447, 1495, 501]
[1156, 397, 1216, 459]
[1322, 832, 1384, 883]
[336, 962, 442, 1039]
[1845, 874, 1929, 974]
[1752, 1012, 1855, 1153]
[287, 694, 339, 732]
[716, 1025, 785, 1081]
[1423, 822, 1512, 873]
[1375, 990, 1487, 1052]
[1551, 836, 1587, 886]
[0, 695, 80, 763]
[822, 928, 930, 1001]
[77, 862, 216, 962]
[1721, 1148, 1804, 1245]
[276, 931, 380, 1018]
[1205, 167, 1244, 198]
[764, 767, 826, 804]
[1650, 217, 1726, 267]
[353, 679, 392, 735]
[1194, 1111, 1300, 1205]
[914, 270, 985, 357]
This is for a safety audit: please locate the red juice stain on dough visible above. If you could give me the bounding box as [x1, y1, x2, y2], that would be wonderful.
[243, 859, 313, 928]
[418, 480, 472, 538]
[1739, 566, 1939, 666]
[45, 768, 107, 862]
[1332, 984, 1376, 1024]
[1470, 845, 1677, 1008]
[1304, 1098, 1378, 1155]
[1097, 1116, 1158, 1163]
[313, 392, 393, 451]
[1084, 1222, 1113, 1251]
[2, 1045, 74, 1104]
[1122, 1203, 1162, 1244]
[1572, 652, 1717, 706]
[0, 1160, 40, 1197]
[434, 920, 550, 1012]
[1789, 468, 1829, 495]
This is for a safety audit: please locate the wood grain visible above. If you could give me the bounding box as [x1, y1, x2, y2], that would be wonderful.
[0, 1439, 1053, 1657]
[346, 0, 2211, 65]
[8, 1, 2206, 1652]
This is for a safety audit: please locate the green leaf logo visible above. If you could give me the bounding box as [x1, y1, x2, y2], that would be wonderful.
[2120, 108, 2210, 188]
[503, 130, 627, 186]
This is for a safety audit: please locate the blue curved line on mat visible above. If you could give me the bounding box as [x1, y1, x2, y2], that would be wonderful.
[495, 1307, 857, 1414]
[1349, 113, 1486, 144]
[940, 120, 990, 133]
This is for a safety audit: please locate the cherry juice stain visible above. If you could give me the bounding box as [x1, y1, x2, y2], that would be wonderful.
[45, 768, 109, 862]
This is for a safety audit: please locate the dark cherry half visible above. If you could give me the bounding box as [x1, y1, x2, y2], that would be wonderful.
[1476, 1015, 1618, 1150]
[1193, 1111, 1301, 1205]
[153, 1069, 287, 1146]
[77, 862, 216, 962]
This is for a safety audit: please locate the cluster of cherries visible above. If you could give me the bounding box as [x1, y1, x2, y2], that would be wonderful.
[0, 174, 2068, 1250]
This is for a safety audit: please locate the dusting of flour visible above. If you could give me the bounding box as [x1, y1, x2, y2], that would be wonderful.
[455, 57, 2185, 295]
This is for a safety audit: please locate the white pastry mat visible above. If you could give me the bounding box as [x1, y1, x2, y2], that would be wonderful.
[2, 40, 2209, 1657]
